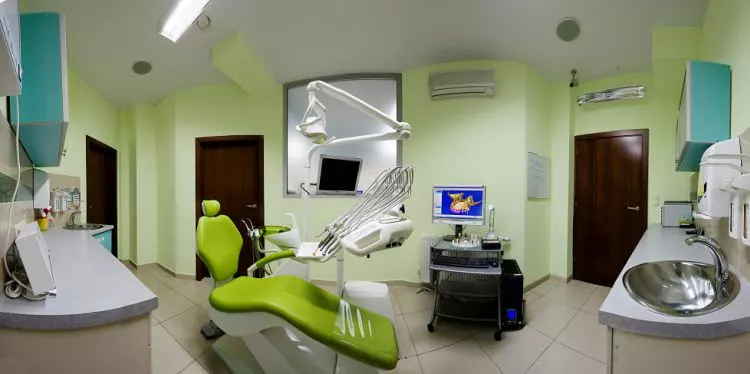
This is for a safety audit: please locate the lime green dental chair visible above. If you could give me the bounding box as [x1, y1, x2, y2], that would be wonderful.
[196, 200, 399, 374]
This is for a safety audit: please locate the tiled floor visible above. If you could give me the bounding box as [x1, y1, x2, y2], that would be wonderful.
[129, 265, 610, 374]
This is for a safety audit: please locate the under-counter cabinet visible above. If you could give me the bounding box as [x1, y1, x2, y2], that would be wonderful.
[675, 60, 731, 172]
[93, 229, 113, 254]
[9, 12, 68, 167]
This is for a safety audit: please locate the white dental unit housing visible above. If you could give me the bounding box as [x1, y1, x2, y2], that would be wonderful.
[212, 81, 414, 374]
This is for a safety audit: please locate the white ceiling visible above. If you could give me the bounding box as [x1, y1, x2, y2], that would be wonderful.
[25, 0, 708, 107]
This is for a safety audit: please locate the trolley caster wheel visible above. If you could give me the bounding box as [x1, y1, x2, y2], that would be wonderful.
[427, 323, 435, 332]
[494, 330, 503, 341]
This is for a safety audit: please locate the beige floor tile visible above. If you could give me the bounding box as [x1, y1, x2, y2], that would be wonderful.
[477, 326, 552, 374]
[568, 280, 598, 292]
[163, 306, 213, 358]
[530, 279, 562, 296]
[152, 269, 192, 289]
[393, 286, 434, 314]
[418, 339, 501, 374]
[545, 282, 596, 308]
[174, 279, 215, 304]
[180, 361, 209, 374]
[524, 291, 541, 305]
[526, 342, 605, 374]
[151, 312, 161, 325]
[557, 311, 608, 363]
[201, 301, 211, 310]
[154, 289, 196, 321]
[396, 315, 417, 358]
[526, 297, 577, 338]
[582, 289, 610, 314]
[152, 324, 194, 374]
[197, 348, 231, 374]
[135, 272, 169, 294]
[391, 290, 403, 315]
[385, 355, 422, 374]
[404, 310, 471, 354]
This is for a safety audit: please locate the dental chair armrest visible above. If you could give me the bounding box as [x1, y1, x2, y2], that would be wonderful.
[248, 249, 297, 275]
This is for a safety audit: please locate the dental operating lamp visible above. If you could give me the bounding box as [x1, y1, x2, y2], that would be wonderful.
[296, 80, 413, 293]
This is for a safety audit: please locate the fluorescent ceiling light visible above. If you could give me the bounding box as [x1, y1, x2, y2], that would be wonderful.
[160, 0, 211, 42]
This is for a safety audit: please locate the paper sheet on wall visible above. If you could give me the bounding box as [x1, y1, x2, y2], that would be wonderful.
[527, 152, 550, 199]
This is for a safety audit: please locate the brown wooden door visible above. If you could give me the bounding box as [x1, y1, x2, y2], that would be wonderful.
[573, 129, 648, 287]
[86, 136, 118, 257]
[195, 136, 264, 281]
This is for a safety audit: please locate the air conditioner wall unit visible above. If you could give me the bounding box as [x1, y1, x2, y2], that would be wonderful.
[429, 69, 495, 100]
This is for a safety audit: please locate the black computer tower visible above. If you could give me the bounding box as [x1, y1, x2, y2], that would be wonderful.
[501, 259, 525, 330]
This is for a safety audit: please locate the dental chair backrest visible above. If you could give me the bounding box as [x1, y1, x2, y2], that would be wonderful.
[196, 200, 243, 283]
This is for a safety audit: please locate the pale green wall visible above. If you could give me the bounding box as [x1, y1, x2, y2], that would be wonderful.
[524, 68, 552, 283]
[402, 61, 530, 279]
[548, 85, 574, 278]
[702, 0, 750, 136]
[41, 70, 126, 258]
[155, 97, 177, 270]
[133, 104, 158, 265]
[118, 108, 135, 262]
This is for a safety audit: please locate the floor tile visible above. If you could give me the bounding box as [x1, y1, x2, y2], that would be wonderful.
[180, 361, 209, 374]
[135, 272, 169, 294]
[477, 326, 552, 374]
[524, 291, 541, 305]
[582, 288, 610, 314]
[152, 269, 192, 289]
[197, 348, 231, 374]
[201, 301, 211, 311]
[163, 306, 213, 358]
[391, 290, 403, 315]
[174, 279, 215, 304]
[545, 282, 596, 308]
[393, 286, 434, 314]
[418, 339, 501, 374]
[568, 280, 598, 293]
[404, 310, 471, 354]
[526, 342, 605, 374]
[557, 311, 608, 363]
[386, 355, 422, 374]
[530, 279, 562, 296]
[396, 315, 417, 358]
[151, 312, 161, 325]
[154, 289, 195, 321]
[526, 297, 577, 338]
[152, 324, 194, 374]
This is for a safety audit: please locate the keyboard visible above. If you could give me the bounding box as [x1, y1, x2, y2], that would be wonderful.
[432, 256, 489, 269]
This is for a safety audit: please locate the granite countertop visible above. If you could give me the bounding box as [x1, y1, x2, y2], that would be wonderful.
[0, 228, 157, 330]
[599, 224, 750, 339]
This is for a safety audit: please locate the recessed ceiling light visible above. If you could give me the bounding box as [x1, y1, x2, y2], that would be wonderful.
[195, 14, 211, 31]
[557, 17, 581, 42]
[132, 61, 152, 75]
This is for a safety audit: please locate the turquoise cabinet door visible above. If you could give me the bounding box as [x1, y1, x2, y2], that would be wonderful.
[93, 230, 113, 254]
[8, 12, 68, 167]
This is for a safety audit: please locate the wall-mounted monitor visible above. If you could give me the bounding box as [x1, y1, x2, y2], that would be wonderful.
[316, 154, 362, 195]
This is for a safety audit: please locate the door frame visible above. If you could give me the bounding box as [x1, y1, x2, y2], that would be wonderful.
[86, 135, 118, 257]
[572, 129, 649, 282]
[194, 135, 265, 280]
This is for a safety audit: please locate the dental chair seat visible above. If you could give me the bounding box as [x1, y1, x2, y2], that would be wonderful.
[209, 275, 399, 370]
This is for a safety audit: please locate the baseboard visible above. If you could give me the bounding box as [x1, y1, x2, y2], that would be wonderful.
[311, 279, 423, 288]
[157, 263, 194, 280]
[120, 261, 194, 280]
[524, 275, 549, 292]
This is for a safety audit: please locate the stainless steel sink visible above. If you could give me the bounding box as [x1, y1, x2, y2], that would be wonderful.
[63, 223, 105, 231]
[623, 261, 740, 316]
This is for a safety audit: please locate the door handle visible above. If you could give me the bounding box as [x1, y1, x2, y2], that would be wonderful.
[626, 206, 641, 212]
[246, 204, 258, 209]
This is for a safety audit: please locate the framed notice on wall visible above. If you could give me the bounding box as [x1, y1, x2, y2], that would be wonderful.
[527, 152, 550, 199]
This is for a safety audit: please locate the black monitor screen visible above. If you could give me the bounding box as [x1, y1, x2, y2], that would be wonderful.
[318, 156, 361, 193]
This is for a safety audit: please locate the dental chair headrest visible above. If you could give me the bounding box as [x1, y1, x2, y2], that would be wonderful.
[202, 200, 221, 217]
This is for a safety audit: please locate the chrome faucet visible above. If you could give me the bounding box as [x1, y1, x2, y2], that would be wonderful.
[685, 236, 730, 289]
[67, 209, 82, 227]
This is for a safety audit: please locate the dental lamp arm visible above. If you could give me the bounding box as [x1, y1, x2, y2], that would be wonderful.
[305, 80, 411, 136]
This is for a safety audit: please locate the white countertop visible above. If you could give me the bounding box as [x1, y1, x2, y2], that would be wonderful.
[0, 228, 157, 330]
[599, 225, 750, 339]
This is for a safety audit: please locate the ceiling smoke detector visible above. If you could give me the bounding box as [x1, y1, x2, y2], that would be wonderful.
[132, 61, 152, 75]
[195, 14, 211, 30]
[557, 17, 581, 42]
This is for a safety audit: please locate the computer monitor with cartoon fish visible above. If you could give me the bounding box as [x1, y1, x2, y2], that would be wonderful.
[432, 185, 485, 238]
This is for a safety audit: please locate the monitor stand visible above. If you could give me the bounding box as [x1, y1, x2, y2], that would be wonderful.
[442, 225, 464, 241]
